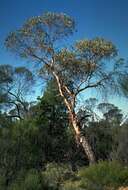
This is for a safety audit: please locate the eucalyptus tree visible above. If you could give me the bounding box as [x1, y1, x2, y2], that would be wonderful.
[98, 103, 123, 125]
[0, 64, 34, 120]
[5, 12, 125, 164]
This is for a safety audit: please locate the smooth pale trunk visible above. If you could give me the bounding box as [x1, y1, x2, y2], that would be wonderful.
[53, 71, 95, 164]
[71, 116, 95, 164]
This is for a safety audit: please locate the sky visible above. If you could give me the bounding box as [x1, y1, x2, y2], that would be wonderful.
[0, 0, 128, 113]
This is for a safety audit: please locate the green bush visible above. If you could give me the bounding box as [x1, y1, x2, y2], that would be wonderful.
[0, 176, 6, 189]
[5, 161, 128, 190]
[9, 163, 74, 190]
[9, 169, 43, 190]
[62, 180, 82, 190]
[42, 163, 74, 190]
[63, 161, 128, 190]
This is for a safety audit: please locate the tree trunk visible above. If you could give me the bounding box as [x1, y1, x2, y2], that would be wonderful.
[79, 134, 95, 164]
[52, 71, 95, 164]
[71, 114, 95, 165]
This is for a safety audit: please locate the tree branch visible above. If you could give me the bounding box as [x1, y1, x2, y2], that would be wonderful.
[8, 101, 23, 120]
[75, 76, 110, 96]
[8, 91, 28, 113]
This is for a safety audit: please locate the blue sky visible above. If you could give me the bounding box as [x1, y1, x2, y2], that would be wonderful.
[0, 0, 128, 113]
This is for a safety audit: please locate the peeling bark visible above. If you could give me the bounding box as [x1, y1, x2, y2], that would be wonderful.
[70, 113, 95, 164]
[52, 70, 95, 164]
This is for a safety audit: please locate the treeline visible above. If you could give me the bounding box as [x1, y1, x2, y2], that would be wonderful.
[0, 80, 128, 189]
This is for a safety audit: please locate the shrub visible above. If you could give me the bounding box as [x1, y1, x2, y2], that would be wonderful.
[7, 163, 74, 190]
[0, 176, 6, 189]
[42, 163, 74, 189]
[9, 169, 43, 190]
[63, 161, 128, 190]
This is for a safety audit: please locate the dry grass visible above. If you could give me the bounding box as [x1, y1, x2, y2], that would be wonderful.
[118, 187, 128, 190]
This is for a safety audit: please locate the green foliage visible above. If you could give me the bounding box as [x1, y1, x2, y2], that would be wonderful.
[112, 124, 128, 165]
[42, 163, 74, 189]
[0, 176, 6, 189]
[35, 80, 71, 163]
[9, 169, 43, 190]
[53, 37, 119, 93]
[0, 111, 13, 128]
[8, 164, 74, 190]
[0, 120, 44, 186]
[98, 102, 123, 125]
[62, 180, 81, 190]
[63, 161, 128, 190]
[0, 79, 75, 188]
[5, 12, 75, 58]
[86, 121, 114, 160]
[75, 38, 117, 59]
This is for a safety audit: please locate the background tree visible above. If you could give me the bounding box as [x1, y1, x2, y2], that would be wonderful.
[0, 120, 44, 187]
[111, 124, 128, 165]
[5, 12, 126, 164]
[119, 73, 128, 97]
[98, 103, 123, 126]
[35, 80, 71, 163]
[0, 65, 34, 120]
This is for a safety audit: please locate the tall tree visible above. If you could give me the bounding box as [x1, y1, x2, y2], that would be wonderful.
[35, 80, 70, 163]
[5, 12, 126, 164]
